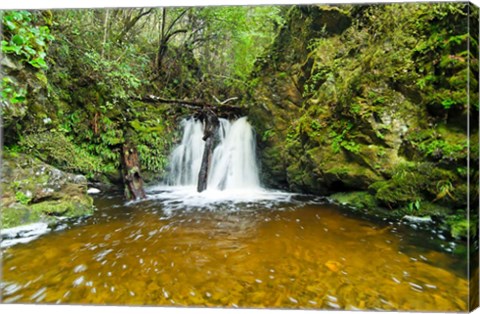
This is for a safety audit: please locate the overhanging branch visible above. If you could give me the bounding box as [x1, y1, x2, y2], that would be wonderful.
[139, 95, 245, 117]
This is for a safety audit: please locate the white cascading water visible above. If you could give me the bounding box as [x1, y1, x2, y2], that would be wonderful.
[168, 118, 205, 186]
[167, 116, 260, 190]
[147, 115, 292, 210]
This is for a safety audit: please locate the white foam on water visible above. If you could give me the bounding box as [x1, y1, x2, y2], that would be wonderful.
[1, 222, 51, 248]
[146, 185, 294, 207]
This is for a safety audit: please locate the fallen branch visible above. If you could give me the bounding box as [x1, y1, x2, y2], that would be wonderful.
[139, 95, 245, 118]
[142, 95, 208, 107]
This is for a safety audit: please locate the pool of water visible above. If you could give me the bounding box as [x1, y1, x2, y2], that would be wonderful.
[0, 187, 468, 311]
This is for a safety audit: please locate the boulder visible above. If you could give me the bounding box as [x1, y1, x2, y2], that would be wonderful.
[1, 152, 94, 228]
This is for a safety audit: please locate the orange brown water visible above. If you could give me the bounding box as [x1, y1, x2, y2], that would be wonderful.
[0, 191, 468, 311]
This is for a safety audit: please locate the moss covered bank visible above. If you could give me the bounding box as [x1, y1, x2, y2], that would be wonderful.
[249, 3, 479, 238]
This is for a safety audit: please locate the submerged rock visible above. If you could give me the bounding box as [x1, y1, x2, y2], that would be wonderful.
[1, 152, 94, 229]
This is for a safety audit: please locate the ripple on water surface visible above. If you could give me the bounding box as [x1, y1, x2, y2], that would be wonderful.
[1, 188, 468, 311]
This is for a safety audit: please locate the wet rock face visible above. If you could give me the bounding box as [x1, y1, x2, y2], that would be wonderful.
[250, 5, 363, 191]
[299, 5, 351, 36]
[1, 152, 94, 228]
[249, 3, 472, 229]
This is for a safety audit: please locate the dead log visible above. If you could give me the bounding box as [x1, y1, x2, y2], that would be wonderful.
[139, 95, 244, 119]
[197, 110, 219, 192]
[121, 142, 146, 200]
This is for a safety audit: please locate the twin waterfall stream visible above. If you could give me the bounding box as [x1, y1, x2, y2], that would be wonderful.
[167, 117, 260, 190]
[0, 116, 469, 311]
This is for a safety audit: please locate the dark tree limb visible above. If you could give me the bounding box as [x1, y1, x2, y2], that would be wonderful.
[115, 8, 153, 43]
[165, 9, 189, 37]
[139, 95, 245, 118]
[142, 95, 209, 106]
[164, 29, 188, 43]
[155, 8, 190, 73]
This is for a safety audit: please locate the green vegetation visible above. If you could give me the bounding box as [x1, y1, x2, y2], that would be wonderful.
[19, 132, 103, 178]
[330, 191, 378, 211]
[250, 3, 477, 238]
[445, 211, 471, 239]
[1, 10, 54, 137]
[1, 10, 54, 70]
[15, 191, 31, 205]
[2, 7, 284, 183]
[1, 4, 477, 239]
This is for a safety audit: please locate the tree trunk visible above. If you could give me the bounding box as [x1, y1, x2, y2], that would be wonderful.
[121, 142, 146, 200]
[154, 8, 167, 71]
[101, 9, 110, 58]
[197, 111, 219, 192]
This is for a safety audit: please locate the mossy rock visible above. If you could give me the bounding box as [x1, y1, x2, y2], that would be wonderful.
[329, 191, 378, 210]
[443, 210, 476, 240]
[30, 198, 94, 219]
[323, 165, 380, 190]
[1, 198, 94, 229]
[306, 5, 352, 36]
[369, 161, 464, 208]
[329, 191, 404, 218]
[369, 180, 420, 206]
[415, 201, 451, 217]
[1, 205, 40, 229]
[1, 153, 94, 229]
[259, 146, 288, 189]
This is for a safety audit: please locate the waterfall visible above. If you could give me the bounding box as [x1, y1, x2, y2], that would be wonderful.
[166, 116, 260, 191]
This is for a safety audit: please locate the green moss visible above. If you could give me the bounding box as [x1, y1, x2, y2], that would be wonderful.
[15, 191, 32, 205]
[416, 201, 451, 217]
[1, 205, 35, 228]
[445, 212, 475, 239]
[326, 166, 349, 177]
[449, 220, 469, 238]
[370, 180, 419, 205]
[286, 161, 314, 192]
[2, 196, 94, 229]
[263, 147, 287, 178]
[19, 132, 102, 177]
[442, 208, 477, 239]
[30, 198, 94, 218]
[2, 153, 95, 229]
[369, 161, 462, 210]
[330, 191, 378, 210]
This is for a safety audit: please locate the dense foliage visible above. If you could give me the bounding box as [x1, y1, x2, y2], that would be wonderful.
[1, 7, 284, 181]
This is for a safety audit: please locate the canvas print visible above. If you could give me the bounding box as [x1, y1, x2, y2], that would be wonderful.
[0, 1, 479, 312]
